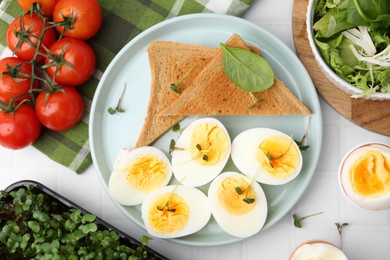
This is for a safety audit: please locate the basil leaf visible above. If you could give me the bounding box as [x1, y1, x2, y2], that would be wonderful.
[220, 44, 274, 93]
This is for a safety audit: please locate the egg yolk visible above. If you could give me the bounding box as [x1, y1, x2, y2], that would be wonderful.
[190, 122, 229, 166]
[124, 155, 167, 192]
[147, 193, 190, 234]
[256, 135, 300, 179]
[350, 149, 390, 198]
[217, 177, 256, 216]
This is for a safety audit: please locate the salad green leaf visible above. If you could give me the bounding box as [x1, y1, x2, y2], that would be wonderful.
[347, 0, 390, 28]
[313, 9, 355, 37]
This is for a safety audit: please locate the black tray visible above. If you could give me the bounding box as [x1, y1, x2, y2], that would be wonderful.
[1, 180, 168, 259]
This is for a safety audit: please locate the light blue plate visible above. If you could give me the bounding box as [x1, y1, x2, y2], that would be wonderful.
[90, 13, 322, 246]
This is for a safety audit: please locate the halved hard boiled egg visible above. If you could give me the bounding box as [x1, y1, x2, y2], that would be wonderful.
[289, 240, 348, 260]
[108, 146, 172, 206]
[231, 128, 303, 185]
[207, 171, 268, 238]
[141, 184, 211, 239]
[339, 142, 390, 210]
[171, 117, 231, 187]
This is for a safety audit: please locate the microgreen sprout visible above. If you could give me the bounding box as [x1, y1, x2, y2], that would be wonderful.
[335, 223, 349, 250]
[235, 169, 261, 204]
[172, 123, 181, 132]
[170, 65, 196, 94]
[157, 203, 176, 212]
[108, 83, 127, 115]
[171, 116, 199, 134]
[294, 138, 310, 151]
[294, 120, 310, 151]
[248, 92, 263, 109]
[292, 211, 324, 228]
[235, 184, 255, 204]
[169, 141, 210, 165]
[263, 136, 293, 168]
[157, 184, 183, 213]
[236, 184, 255, 204]
[195, 143, 210, 162]
[168, 139, 184, 155]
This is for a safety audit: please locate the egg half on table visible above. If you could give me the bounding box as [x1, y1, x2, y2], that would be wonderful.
[108, 146, 172, 206]
[339, 143, 390, 210]
[231, 128, 303, 185]
[141, 184, 211, 239]
[171, 117, 231, 187]
[208, 171, 268, 238]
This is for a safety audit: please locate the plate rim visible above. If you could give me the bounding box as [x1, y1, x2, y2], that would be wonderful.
[90, 13, 323, 247]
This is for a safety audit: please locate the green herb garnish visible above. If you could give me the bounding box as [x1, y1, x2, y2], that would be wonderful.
[295, 119, 310, 151]
[220, 43, 274, 100]
[170, 65, 196, 94]
[265, 152, 274, 168]
[293, 211, 324, 228]
[168, 139, 184, 155]
[243, 198, 255, 204]
[263, 136, 294, 168]
[172, 123, 181, 132]
[157, 185, 182, 213]
[235, 175, 257, 205]
[157, 203, 176, 213]
[294, 138, 310, 151]
[336, 223, 349, 250]
[234, 184, 255, 204]
[108, 83, 127, 115]
[248, 92, 264, 109]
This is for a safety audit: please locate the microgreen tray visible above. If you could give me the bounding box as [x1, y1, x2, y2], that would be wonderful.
[0, 180, 168, 259]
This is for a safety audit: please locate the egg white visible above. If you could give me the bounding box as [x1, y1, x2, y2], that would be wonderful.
[231, 128, 303, 185]
[141, 184, 211, 239]
[290, 241, 348, 260]
[339, 143, 390, 210]
[108, 146, 172, 206]
[208, 171, 268, 238]
[171, 117, 231, 187]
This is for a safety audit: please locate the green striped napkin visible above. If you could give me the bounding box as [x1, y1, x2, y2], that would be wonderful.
[0, 0, 252, 173]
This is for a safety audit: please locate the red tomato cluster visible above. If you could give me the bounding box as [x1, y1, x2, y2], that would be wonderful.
[0, 0, 102, 149]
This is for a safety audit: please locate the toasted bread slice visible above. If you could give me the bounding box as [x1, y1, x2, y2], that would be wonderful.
[160, 34, 311, 116]
[135, 42, 219, 147]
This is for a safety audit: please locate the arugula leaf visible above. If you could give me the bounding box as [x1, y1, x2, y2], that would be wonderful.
[220, 44, 274, 93]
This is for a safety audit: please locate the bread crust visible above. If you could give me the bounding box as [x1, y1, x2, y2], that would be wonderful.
[135, 42, 218, 147]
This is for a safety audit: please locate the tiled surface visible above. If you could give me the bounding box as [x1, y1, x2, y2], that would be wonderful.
[1, 0, 389, 259]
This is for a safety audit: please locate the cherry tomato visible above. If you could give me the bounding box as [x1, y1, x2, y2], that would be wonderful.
[18, 0, 59, 16]
[44, 38, 96, 86]
[35, 86, 84, 131]
[0, 57, 34, 105]
[0, 103, 41, 149]
[6, 13, 57, 62]
[53, 0, 102, 40]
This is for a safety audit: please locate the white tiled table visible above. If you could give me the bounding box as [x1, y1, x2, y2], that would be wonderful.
[1, 0, 389, 259]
